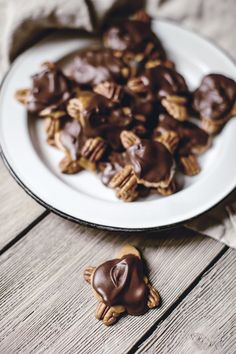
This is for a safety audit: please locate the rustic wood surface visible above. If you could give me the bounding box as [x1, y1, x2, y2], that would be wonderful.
[0, 159, 44, 251]
[137, 249, 236, 354]
[0, 212, 227, 354]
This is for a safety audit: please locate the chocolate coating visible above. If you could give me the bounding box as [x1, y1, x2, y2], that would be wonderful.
[92, 254, 148, 316]
[27, 64, 71, 113]
[100, 152, 127, 185]
[193, 74, 236, 120]
[157, 113, 209, 154]
[60, 120, 83, 160]
[103, 20, 166, 59]
[80, 92, 133, 150]
[67, 49, 126, 86]
[145, 66, 189, 99]
[127, 139, 174, 184]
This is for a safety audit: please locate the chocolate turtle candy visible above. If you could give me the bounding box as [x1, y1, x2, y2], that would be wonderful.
[193, 74, 236, 134]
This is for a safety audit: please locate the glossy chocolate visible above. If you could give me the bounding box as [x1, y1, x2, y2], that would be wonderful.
[92, 254, 148, 315]
[145, 66, 188, 99]
[103, 19, 166, 60]
[127, 139, 174, 184]
[60, 120, 83, 160]
[100, 152, 127, 185]
[27, 63, 71, 113]
[193, 74, 236, 120]
[67, 49, 126, 86]
[79, 92, 133, 150]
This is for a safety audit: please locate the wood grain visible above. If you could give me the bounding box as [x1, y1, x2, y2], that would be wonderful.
[0, 214, 224, 353]
[0, 159, 44, 250]
[137, 249, 236, 354]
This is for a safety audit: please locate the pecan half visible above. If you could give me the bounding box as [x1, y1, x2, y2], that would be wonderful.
[154, 130, 179, 153]
[145, 59, 175, 70]
[95, 302, 125, 326]
[127, 76, 150, 93]
[109, 165, 138, 202]
[120, 130, 141, 149]
[44, 117, 61, 146]
[161, 95, 188, 121]
[83, 266, 96, 284]
[78, 157, 96, 172]
[93, 81, 123, 103]
[81, 137, 107, 162]
[39, 107, 65, 119]
[178, 154, 200, 176]
[67, 92, 92, 121]
[59, 156, 83, 174]
[15, 89, 30, 105]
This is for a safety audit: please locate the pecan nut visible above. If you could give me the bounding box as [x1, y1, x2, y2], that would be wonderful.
[145, 59, 175, 70]
[93, 81, 123, 103]
[15, 89, 30, 105]
[154, 130, 179, 153]
[81, 137, 107, 162]
[59, 156, 83, 174]
[120, 130, 141, 149]
[83, 266, 96, 284]
[161, 95, 188, 121]
[178, 154, 200, 176]
[127, 76, 150, 93]
[109, 165, 138, 202]
[44, 117, 61, 146]
[78, 157, 96, 172]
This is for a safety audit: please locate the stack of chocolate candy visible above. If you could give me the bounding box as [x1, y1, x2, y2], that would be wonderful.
[15, 11, 236, 202]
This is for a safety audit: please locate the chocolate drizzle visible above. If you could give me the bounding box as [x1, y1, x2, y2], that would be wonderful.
[127, 139, 174, 184]
[193, 74, 236, 120]
[92, 254, 148, 315]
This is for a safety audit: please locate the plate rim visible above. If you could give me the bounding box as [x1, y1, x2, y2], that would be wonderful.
[0, 18, 236, 232]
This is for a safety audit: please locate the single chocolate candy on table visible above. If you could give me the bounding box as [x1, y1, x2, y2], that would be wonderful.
[193, 74, 236, 134]
[84, 244, 160, 326]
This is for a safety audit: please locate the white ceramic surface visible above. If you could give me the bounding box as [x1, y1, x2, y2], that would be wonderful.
[1, 20, 236, 230]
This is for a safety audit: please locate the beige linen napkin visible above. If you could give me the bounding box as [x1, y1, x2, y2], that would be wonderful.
[0, 0, 235, 247]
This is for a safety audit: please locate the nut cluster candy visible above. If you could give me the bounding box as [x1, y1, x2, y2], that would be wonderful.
[84, 245, 161, 326]
[15, 10, 236, 202]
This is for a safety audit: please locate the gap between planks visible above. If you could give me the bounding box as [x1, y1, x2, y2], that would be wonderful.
[136, 248, 236, 354]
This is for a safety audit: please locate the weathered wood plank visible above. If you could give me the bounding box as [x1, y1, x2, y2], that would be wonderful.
[0, 159, 44, 249]
[137, 249, 236, 354]
[0, 214, 225, 353]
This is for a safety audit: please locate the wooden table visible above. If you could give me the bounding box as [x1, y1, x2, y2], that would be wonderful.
[0, 157, 235, 354]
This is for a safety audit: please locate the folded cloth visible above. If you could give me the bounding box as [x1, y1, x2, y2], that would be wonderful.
[0, 0, 235, 247]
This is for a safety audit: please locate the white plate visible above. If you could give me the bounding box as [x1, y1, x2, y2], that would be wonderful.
[1, 20, 236, 231]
